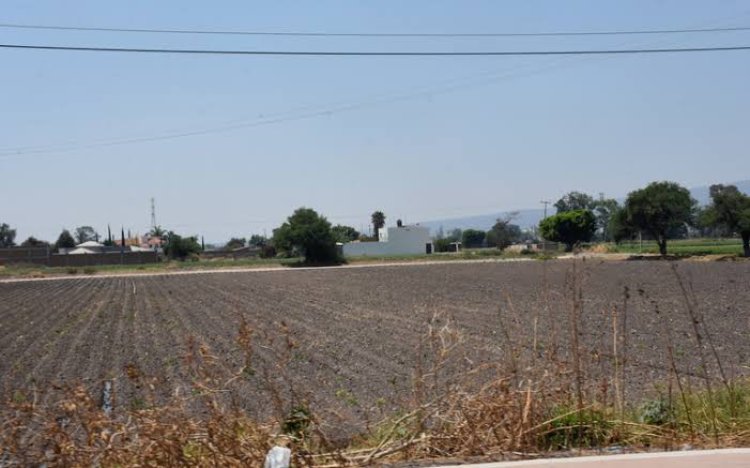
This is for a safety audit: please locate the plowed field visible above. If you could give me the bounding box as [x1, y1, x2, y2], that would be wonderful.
[2, 260, 749, 436]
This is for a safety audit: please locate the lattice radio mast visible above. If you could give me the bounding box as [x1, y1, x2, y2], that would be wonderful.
[150, 197, 157, 229]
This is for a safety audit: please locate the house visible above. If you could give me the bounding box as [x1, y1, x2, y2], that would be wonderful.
[343, 224, 433, 257]
[63, 240, 106, 255]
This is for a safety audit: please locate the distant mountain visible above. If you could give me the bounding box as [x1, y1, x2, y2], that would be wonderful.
[419, 209, 545, 234]
[419, 180, 750, 234]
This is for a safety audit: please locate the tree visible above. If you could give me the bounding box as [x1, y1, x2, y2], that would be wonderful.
[331, 225, 360, 243]
[702, 184, 750, 257]
[555, 191, 596, 213]
[273, 208, 340, 264]
[486, 216, 522, 250]
[433, 238, 452, 252]
[102, 224, 115, 246]
[248, 234, 267, 247]
[54, 229, 76, 250]
[621, 181, 696, 255]
[608, 207, 635, 243]
[20, 236, 49, 247]
[539, 209, 596, 252]
[0, 223, 16, 248]
[74, 226, 98, 244]
[461, 229, 486, 248]
[164, 232, 201, 260]
[225, 237, 246, 249]
[371, 211, 386, 239]
[593, 196, 620, 241]
[149, 225, 167, 237]
[447, 228, 462, 242]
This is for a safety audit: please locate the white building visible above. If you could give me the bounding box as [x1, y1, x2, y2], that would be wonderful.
[62, 241, 105, 255]
[343, 225, 433, 257]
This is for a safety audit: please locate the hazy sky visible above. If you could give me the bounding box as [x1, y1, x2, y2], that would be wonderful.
[2, 1, 749, 242]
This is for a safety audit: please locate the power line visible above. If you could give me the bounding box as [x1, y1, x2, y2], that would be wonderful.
[2, 38, 748, 158]
[2, 43, 750, 56]
[1, 22, 750, 37]
[0, 58, 577, 157]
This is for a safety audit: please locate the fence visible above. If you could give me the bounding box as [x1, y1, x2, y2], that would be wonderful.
[200, 247, 261, 260]
[0, 247, 50, 265]
[48, 251, 159, 267]
[0, 247, 159, 267]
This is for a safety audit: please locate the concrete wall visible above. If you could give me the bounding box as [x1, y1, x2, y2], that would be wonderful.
[1, 247, 159, 266]
[343, 225, 433, 257]
[0, 247, 50, 265]
[48, 251, 159, 267]
[201, 247, 261, 260]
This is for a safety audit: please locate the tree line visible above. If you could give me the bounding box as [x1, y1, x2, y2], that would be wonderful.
[3, 181, 748, 264]
[539, 181, 750, 256]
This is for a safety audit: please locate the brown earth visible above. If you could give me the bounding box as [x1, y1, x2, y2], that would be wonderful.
[1, 260, 749, 439]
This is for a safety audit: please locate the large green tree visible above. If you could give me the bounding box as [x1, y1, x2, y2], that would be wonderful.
[702, 184, 750, 257]
[54, 229, 76, 250]
[331, 224, 360, 243]
[273, 208, 339, 264]
[0, 223, 16, 248]
[554, 191, 596, 213]
[539, 209, 596, 252]
[621, 181, 696, 255]
[371, 211, 386, 239]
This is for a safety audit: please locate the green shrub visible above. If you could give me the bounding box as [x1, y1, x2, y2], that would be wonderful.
[639, 399, 671, 425]
[543, 406, 611, 449]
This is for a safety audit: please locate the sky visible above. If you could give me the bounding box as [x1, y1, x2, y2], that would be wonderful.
[1, 0, 749, 243]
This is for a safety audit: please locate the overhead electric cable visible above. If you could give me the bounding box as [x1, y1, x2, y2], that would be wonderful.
[0, 59, 575, 157]
[1, 22, 750, 37]
[1, 43, 750, 56]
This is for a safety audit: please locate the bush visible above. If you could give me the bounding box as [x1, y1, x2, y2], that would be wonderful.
[639, 399, 671, 426]
[164, 232, 202, 261]
[259, 245, 277, 259]
[461, 229, 486, 248]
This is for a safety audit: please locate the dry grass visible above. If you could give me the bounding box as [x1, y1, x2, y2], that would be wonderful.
[2, 261, 749, 466]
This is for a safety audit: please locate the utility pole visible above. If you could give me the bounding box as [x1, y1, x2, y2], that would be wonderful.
[150, 197, 157, 230]
[540, 200, 551, 219]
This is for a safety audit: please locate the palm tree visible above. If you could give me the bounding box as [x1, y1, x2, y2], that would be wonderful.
[149, 225, 166, 237]
[371, 211, 386, 239]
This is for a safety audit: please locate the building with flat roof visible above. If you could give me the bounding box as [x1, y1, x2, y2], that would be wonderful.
[342, 224, 433, 257]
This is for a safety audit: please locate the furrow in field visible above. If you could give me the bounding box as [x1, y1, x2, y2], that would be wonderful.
[1, 279, 106, 382]
[78, 279, 134, 396]
[136, 276, 211, 402]
[0, 279, 80, 345]
[25, 278, 120, 393]
[198, 273, 427, 411]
